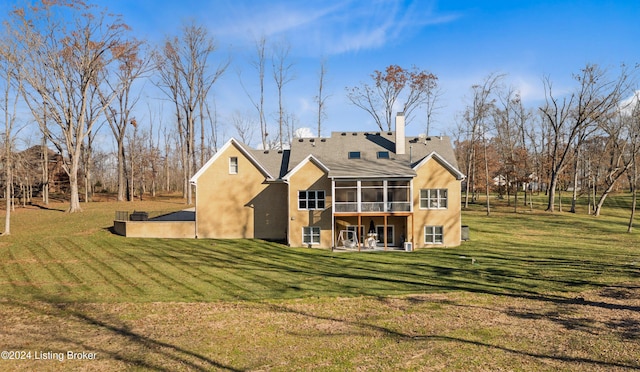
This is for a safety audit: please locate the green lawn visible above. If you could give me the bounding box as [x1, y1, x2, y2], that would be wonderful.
[0, 195, 639, 371]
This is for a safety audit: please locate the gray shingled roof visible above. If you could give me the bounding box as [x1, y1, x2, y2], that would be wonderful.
[288, 131, 459, 179]
[244, 131, 460, 180]
[249, 149, 288, 179]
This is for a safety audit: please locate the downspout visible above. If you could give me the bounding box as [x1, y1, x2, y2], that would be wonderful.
[190, 180, 197, 238]
[331, 178, 335, 250]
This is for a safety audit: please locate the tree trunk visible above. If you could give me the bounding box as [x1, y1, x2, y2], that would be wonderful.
[464, 147, 474, 208]
[570, 149, 579, 213]
[68, 161, 82, 212]
[484, 138, 490, 216]
[628, 161, 637, 233]
[117, 141, 126, 201]
[84, 152, 93, 203]
[42, 136, 49, 205]
[546, 169, 559, 212]
[3, 155, 11, 235]
[514, 181, 518, 213]
[594, 181, 619, 217]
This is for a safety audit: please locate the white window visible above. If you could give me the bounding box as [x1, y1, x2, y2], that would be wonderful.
[303, 226, 321, 245]
[298, 190, 326, 210]
[229, 157, 238, 174]
[424, 225, 444, 244]
[420, 189, 448, 209]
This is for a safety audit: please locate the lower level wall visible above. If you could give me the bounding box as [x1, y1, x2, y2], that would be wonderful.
[113, 220, 195, 238]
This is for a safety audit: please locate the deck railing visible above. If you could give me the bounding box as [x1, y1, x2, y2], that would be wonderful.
[334, 202, 411, 213]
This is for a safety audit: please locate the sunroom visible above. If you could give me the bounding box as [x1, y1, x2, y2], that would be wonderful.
[332, 178, 413, 251]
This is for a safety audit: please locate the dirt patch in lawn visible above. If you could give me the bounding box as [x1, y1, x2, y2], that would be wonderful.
[0, 286, 639, 371]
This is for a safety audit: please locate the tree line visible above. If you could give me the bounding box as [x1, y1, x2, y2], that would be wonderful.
[454, 66, 640, 231]
[1, 1, 639, 235]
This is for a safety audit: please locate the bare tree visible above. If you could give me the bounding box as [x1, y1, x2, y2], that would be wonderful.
[346, 65, 438, 131]
[628, 97, 640, 231]
[41, 105, 49, 206]
[593, 108, 640, 216]
[0, 33, 21, 235]
[315, 59, 330, 137]
[99, 40, 152, 201]
[493, 87, 526, 211]
[232, 111, 256, 145]
[9, 0, 135, 212]
[271, 40, 295, 149]
[204, 100, 220, 155]
[147, 105, 163, 197]
[425, 84, 444, 136]
[540, 64, 634, 212]
[125, 119, 140, 200]
[461, 73, 504, 212]
[239, 36, 269, 149]
[156, 21, 227, 204]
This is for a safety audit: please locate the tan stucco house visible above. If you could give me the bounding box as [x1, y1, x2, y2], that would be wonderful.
[189, 113, 465, 249]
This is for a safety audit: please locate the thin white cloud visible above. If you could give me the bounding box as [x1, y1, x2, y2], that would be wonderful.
[213, 0, 461, 56]
[619, 90, 640, 115]
[294, 127, 315, 138]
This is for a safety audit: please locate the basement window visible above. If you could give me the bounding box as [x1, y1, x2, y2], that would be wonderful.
[377, 151, 390, 159]
[303, 226, 321, 245]
[424, 225, 444, 244]
[348, 151, 361, 159]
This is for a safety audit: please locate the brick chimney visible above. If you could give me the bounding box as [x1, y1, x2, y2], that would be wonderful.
[395, 112, 405, 155]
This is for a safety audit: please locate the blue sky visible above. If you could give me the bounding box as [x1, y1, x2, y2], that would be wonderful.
[6, 0, 640, 146]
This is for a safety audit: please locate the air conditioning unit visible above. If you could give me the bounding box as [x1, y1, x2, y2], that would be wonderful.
[404, 242, 413, 252]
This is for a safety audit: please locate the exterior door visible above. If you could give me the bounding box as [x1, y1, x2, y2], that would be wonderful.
[376, 225, 394, 246]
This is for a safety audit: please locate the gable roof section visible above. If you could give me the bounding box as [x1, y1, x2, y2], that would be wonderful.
[412, 151, 466, 180]
[281, 154, 329, 181]
[190, 138, 274, 184]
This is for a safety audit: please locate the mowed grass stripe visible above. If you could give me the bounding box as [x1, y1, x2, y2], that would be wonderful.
[50, 236, 133, 299]
[103, 238, 210, 300]
[27, 238, 90, 295]
[59, 236, 145, 297]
